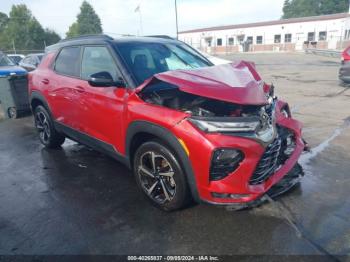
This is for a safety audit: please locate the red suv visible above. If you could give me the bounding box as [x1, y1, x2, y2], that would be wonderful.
[29, 35, 306, 211]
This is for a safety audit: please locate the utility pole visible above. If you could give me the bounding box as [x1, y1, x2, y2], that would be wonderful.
[175, 0, 179, 39]
[12, 40, 16, 54]
[135, 3, 143, 36]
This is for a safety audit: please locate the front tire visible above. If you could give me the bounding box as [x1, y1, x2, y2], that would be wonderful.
[133, 141, 191, 211]
[34, 105, 65, 148]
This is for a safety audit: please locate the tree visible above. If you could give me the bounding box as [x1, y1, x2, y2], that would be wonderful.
[0, 4, 61, 51]
[66, 22, 79, 38]
[0, 12, 8, 32]
[319, 0, 349, 15]
[44, 29, 61, 46]
[282, 0, 349, 19]
[66, 1, 102, 38]
[0, 5, 44, 50]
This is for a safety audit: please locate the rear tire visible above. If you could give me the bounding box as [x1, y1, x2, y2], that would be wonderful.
[8, 107, 17, 119]
[34, 105, 65, 148]
[133, 141, 191, 211]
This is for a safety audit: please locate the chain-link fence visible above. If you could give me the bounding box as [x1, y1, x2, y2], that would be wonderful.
[2, 50, 45, 55]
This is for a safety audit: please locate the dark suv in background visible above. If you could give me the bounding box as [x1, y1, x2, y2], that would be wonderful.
[29, 35, 306, 211]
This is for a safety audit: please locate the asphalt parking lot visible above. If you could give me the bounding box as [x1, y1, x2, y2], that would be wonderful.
[0, 53, 349, 258]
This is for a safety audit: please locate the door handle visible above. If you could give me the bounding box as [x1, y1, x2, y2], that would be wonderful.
[41, 79, 49, 84]
[75, 86, 85, 93]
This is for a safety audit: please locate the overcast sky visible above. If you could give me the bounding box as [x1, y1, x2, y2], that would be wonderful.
[0, 0, 285, 37]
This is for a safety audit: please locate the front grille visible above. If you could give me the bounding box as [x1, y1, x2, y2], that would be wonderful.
[249, 126, 297, 185]
[249, 135, 282, 185]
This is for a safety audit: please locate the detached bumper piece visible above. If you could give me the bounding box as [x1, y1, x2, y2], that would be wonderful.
[226, 163, 304, 211]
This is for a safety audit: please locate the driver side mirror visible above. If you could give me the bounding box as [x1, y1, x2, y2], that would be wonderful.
[88, 72, 126, 88]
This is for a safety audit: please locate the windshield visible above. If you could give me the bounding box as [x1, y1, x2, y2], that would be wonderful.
[115, 42, 211, 85]
[9, 56, 22, 64]
[0, 54, 15, 67]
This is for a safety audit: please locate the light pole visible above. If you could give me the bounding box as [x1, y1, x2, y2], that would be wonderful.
[175, 0, 179, 39]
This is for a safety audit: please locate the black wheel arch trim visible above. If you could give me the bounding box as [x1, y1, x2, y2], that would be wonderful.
[126, 120, 200, 202]
[30, 91, 52, 115]
[54, 121, 130, 167]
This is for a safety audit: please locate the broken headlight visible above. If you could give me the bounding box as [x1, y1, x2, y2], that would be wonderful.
[188, 117, 260, 133]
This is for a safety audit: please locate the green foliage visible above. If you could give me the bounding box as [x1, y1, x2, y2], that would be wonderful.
[66, 22, 79, 38]
[66, 1, 102, 38]
[282, 0, 349, 19]
[0, 4, 61, 52]
[0, 12, 9, 45]
[44, 29, 61, 46]
[0, 12, 8, 32]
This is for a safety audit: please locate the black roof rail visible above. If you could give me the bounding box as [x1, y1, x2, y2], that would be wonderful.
[145, 35, 175, 40]
[59, 34, 114, 43]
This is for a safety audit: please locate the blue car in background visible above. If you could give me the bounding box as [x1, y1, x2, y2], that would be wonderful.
[0, 52, 27, 77]
[0, 52, 29, 119]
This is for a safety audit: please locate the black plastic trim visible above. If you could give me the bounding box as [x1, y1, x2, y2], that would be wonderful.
[54, 121, 130, 167]
[30, 91, 52, 115]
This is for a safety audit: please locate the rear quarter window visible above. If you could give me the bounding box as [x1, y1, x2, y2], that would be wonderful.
[54, 46, 81, 77]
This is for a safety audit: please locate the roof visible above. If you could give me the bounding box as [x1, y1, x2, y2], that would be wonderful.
[45, 35, 179, 53]
[179, 13, 350, 34]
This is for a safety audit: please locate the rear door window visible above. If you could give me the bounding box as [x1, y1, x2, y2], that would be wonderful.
[54, 46, 81, 77]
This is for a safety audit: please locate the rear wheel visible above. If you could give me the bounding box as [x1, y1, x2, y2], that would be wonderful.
[8, 107, 17, 119]
[133, 141, 191, 211]
[34, 105, 65, 148]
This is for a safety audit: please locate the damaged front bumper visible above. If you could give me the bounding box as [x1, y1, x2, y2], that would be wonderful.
[171, 99, 307, 206]
[213, 163, 305, 211]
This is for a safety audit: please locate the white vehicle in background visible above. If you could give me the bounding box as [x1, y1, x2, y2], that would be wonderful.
[195, 48, 231, 65]
[146, 35, 231, 65]
[7, 54, 25, 65]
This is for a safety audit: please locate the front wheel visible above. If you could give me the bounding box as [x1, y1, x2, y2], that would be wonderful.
[133, 141, 191, 211]
[34, 105, 65, 148]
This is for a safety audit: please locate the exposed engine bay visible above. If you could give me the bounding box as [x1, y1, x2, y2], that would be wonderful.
[139, 80, 272, 118]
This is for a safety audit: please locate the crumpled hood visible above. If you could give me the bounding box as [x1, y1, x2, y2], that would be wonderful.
[0, 66, 27, 77]
[137, 61, 269, 105]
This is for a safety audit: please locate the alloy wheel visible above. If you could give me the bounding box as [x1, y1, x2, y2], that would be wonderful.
[35, 111, 51, 143]
[138, 151, 176, 204]
[8, 107, 17, 119]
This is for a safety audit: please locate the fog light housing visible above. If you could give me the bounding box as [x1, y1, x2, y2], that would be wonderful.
[284, 134, 296, 156]
[209, 149, 244, 181]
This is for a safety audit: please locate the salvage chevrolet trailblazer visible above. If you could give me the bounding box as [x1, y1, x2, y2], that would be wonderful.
[29, 35, 307, 211]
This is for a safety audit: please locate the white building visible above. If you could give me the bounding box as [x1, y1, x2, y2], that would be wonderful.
[179, 13, 350, 54]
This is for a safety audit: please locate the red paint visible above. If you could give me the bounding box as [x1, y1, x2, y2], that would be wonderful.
[342, 46, 350, 62]
[137, 61, 268, 105]
[29, 52, 304, 205]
